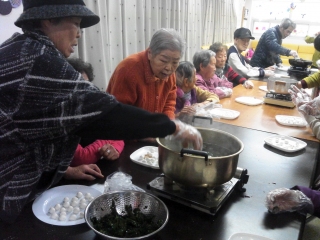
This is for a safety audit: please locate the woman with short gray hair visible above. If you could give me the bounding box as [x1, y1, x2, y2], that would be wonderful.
[107, 28, 186, 120]
[193, 50, 233, 99]
[149, 28, 186, 57]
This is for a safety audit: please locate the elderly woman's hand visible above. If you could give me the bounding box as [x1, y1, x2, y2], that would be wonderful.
[288, 85, 311, 108]
[99, 144, 120, 160]
[243, 80, 254, 89]
[266, 188, 313, 215]
[64, 165, 104, 181]
[298, 96, 320, 117]
[166, 120, 203, 150]
[180, 105, 197, 115]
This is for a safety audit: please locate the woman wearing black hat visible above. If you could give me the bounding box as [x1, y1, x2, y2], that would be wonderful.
[0, 0, 202, 223]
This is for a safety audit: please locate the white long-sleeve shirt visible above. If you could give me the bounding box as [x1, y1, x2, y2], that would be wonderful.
[228, 45, 264, 78]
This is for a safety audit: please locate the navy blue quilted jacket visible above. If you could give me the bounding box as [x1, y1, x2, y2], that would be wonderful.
[250, 25, 291, 68]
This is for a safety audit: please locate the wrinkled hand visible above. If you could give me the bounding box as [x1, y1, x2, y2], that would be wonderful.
[177, 106, 197, 125]
[99, 144, 120, 160]
[166, 120, 203, 150]
[290, 50, 299, 58]
[264, 70, 275, 78]
[299, 95, 320, 117]
[64, 164, 104, 181]
[266, 188, 313, 214]
[288, 85, 311, 108]
[180, 105, 197, 115]
[216, 87, 233, 97]
[243, 80, 254, 89]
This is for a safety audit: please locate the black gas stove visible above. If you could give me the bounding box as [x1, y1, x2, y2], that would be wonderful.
[287, 66, 311, 80]
[147, 167, 249, 216]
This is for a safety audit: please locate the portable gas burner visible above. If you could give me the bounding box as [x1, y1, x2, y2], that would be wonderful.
[147, 167, 249, 216]
[287, 58, 312, 81]
[264, 92, 295, 108]
[287, 66, 311, 81]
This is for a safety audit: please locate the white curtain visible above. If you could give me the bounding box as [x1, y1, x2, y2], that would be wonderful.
[212, 0, 237, 43]
[77, 0, 237, 91]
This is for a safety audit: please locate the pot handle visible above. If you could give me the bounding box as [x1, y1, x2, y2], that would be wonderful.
[180, 148, 209, 161]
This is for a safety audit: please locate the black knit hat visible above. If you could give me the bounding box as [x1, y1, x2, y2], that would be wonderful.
[15, 0, 100, 29]
[234, 27, 255, 40]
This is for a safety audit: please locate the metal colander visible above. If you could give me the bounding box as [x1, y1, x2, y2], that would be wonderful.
[84, 190, 169, 240]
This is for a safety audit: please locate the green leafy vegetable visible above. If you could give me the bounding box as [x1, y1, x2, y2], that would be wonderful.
[91, 200, 164, 238]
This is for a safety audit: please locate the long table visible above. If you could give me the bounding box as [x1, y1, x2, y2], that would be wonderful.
[211, 80, 317, 142]
[1, 120, 319, 240]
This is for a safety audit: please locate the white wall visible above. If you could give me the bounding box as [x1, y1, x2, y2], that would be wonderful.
[0, 5, 23, 44]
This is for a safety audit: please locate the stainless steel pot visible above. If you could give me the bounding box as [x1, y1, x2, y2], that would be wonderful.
[156, 127, 244, 188]
[267, 76, 297, 94]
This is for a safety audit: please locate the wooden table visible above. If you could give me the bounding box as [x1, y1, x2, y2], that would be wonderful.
[213, 80, 317, 142]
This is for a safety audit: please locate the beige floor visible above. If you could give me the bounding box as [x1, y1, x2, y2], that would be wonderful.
[302, 217, 320, 240]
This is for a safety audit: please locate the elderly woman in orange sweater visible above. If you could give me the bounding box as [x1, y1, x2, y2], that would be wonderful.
[107, 28, 185, 120]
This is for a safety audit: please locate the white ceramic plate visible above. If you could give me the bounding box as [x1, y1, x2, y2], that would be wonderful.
[32, 185, 102, 226]
[277, 66, 289, 71]
[258, 86, 269, 92]
[235, 97, 263, 106]
[130, 146, 159, 169]
[275, 115, 307, 127]
[208, 108, 240, 120]
[228, 233, 273, 240]
[264, 135, 307, 153]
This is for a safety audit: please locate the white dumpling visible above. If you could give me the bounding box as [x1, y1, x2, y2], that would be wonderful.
[88, 196, 94, 202]
[63, 202, 70, 208]
[54, 204, 61, 211]
[59, 211, 67, 216]
[71, 201, 79, 207]
[84, 193, 92, 199]
[50, 213, 58, 220]
[79, 212, 84, 219]
[79, 202, 87, 209]
[80, 198, 87, 204]
[63, 197, 70, 203]
[73, 207, 80, 214]
[76, 192, 83, 198]
[67, 206, 74, 213]
[69, 214, 78, 221]
[60, 207, 66, 213]
[72, 196, 79, 201]
[59, 215, 67, 221]
[48, 207, 56, 214]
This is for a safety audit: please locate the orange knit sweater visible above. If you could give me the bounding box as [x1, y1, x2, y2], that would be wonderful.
[107, 49, 176, 119]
